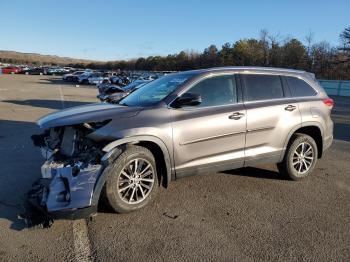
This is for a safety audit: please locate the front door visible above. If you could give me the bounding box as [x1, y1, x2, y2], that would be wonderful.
[171, 74, 247, 177]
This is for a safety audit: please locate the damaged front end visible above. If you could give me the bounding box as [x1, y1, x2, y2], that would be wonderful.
[24, 120, 112, 226]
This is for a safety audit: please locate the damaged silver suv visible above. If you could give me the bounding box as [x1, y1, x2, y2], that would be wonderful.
[29, 67, 333, 220]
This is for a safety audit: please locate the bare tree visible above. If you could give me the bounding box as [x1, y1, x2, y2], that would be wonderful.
[260, 29, 269, 65]
[305, 30, 315, 70]
[339, 26, 350, 51]
[305, 30, 314, 55]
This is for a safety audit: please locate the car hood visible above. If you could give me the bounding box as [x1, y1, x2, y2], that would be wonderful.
[37, 102, 142, 129]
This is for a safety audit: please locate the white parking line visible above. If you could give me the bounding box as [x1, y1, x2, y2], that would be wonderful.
[58, 84, 93, 262]
[73, 219, 93, 262]
[58, 84, 66, 109]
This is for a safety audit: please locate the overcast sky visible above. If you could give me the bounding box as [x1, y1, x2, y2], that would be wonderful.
[0, 0, 349, 61]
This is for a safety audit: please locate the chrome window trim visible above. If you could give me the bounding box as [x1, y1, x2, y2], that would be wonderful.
[167, 70, 321, 107]
[169, 101, 244, 111]
[243, 96, 296, 105]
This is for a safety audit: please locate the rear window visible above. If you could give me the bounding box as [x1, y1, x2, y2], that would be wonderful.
[242, 74, 284, 101]
[286, 76, 317, 97]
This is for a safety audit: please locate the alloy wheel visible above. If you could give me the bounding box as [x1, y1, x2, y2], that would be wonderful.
[292, 142, 314, 175]
[117, 158, 155, 204]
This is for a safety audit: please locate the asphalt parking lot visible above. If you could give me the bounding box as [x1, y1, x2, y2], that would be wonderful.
[0, 74, 349, 262]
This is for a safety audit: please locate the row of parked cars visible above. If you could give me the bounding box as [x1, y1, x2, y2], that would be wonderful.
[0, 65, 76, 75]
[62, 70, 165, 103]
[0, 64, 168, 104]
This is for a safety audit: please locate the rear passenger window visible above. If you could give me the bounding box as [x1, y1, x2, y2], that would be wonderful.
[242, 74, 284, 101]
[286, 76, 317, 97]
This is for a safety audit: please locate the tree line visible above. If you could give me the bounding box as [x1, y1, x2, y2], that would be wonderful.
[83, 27, 350, 80]
[2, 27, 350, 80]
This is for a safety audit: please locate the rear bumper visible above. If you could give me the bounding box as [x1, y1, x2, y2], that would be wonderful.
[323, 134, 333, 152]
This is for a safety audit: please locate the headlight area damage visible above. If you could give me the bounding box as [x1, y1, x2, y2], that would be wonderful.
[22, 120, 112, 227]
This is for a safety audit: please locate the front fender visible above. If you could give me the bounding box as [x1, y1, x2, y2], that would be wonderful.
[91, 135, 173, 206]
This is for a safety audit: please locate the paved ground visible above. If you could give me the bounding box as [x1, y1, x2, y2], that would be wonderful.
[0, 75, 349, 261]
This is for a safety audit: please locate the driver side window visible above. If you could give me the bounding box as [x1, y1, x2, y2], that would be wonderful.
[184, 75, 237, 108]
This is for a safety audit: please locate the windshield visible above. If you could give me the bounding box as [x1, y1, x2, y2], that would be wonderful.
[119, 72, 197, 107]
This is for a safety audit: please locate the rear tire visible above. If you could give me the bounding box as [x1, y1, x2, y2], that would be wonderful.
[104, 145, 158, 213]
[277, 133, 318, 180]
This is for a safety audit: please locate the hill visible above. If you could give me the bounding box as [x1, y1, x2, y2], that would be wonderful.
[0, 50, 99, 66]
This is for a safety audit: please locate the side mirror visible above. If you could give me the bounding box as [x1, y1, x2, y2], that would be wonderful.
[172, 93, 202, 108]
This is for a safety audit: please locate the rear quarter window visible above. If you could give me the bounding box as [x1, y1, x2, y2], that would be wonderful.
[286, 76, 317, 97]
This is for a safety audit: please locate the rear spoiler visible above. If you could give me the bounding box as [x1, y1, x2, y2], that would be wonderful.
[304, 72, 316, 80]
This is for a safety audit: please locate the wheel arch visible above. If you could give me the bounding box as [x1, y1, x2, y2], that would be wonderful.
[281, 122, 324, 162]
[91, 135, 173, 207]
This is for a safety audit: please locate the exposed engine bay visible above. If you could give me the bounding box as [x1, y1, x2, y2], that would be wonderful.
[23, 120, 114, 227]
[32, 122, 108, 166]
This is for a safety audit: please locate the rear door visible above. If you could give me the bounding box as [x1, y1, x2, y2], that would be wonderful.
[240, 73, 302, 165]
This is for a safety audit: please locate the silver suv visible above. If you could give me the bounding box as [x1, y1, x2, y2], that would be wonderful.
[30, 67, 333, 219]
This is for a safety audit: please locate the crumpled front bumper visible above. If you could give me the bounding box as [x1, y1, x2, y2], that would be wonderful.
[23, 161, 104, 226]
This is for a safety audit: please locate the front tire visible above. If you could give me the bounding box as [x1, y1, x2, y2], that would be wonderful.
[277, 133, 318, 180]
[104, 145, 158, 213]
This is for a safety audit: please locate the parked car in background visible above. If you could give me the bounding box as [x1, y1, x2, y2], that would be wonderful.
[25, 67, 46, 75]
[97, 83, 124, 101]
[1, 66, 21, 74]
[46, 67, 69, 75]
[77, 71, 94, 84]
[62, 71, 85, 81]
[88, 72, 110, 85]
[20, 66, 31, 72]
[110, 75, 131, 86]
[96, 79, 115, 93]
[103, 82, 150, 103]
[98, 79, 151, 102]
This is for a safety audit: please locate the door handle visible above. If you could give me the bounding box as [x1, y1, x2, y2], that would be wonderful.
[285, 105, 297, 112]
[229, 112, 245, 120]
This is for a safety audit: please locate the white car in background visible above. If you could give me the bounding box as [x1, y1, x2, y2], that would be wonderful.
[88, 73, 110, 85]
[46, 67, 70, 75]
[77, 72, 94, 84]
[62, 71, 85, 81]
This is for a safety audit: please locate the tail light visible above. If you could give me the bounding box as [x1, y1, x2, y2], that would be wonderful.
[323, 98, 334, 108]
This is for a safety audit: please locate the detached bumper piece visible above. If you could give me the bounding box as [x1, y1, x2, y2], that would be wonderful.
[22, 162, 103, 228]
[21, 179, 53, 228]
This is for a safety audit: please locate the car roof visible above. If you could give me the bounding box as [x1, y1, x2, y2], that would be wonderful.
[183, 66, 314, 79]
